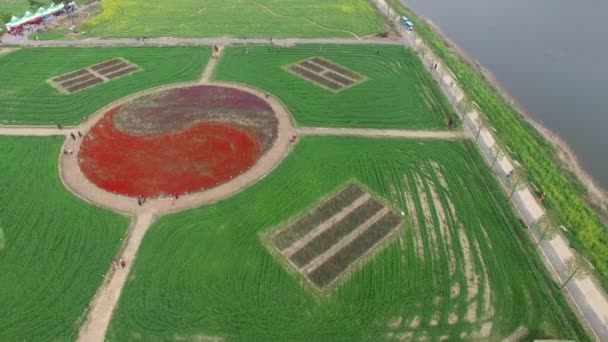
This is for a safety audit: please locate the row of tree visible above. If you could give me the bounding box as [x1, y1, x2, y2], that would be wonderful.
[415, 42, 594, 290]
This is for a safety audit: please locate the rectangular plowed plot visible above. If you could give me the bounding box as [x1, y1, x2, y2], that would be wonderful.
[106, 66, 139, 79]
[53, 69, 90, 82]
[323, 71, 355, 85]
[65, 77, 104, 92]
[58, 73, 98, 88]
[90, 58, 123, 71]
[272, 184, 365, 251]
[311, 58, 362, 80]
[307, 212, 402, 289]
[96, 62, 130, 76]
[48, 58, 140, 94]
[267, 183, 402, 291]
[289, 198, 384, 268]
[289, 65, 342, 90]
[300, 61, 324, 73]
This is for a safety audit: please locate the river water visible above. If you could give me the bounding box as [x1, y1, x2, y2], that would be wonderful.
[402, 0, 608, 191]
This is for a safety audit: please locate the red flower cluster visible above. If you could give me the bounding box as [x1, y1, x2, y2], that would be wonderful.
[79, 107, 262, 197]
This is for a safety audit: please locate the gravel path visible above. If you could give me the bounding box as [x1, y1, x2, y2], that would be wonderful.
[3, 36, 408, 48]
[0, 126, 74, 136]
[297, 127, 466, 139]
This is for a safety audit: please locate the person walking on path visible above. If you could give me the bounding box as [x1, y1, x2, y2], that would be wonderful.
[70, 132, 76, 140]
[78, 131, 82, 137]
[265, 92, 269, 99]
[119, 258, 126, 269]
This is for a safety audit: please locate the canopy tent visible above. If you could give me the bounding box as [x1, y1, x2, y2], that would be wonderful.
[5, 16, 24, 30]
[44, 2, 65, 15]
[21, 11, 35, 22]
[27, 8, 46, 23]
[35, 7, 48, 17]
[4, 2, 65, 30]
[5, 16, 24, 27]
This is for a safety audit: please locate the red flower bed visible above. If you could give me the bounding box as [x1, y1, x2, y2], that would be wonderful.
[79, 107, 262, 197]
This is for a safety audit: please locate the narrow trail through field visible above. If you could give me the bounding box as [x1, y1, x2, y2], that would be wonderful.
[200, 45, 224, 82]
[252, 1, 361, 40]
[77, 210, 155, 342]
[297, 127, 467, 139]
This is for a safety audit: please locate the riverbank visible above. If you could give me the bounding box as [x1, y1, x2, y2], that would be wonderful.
[420, 16, 608, 215]
[386, 0, 608, 290]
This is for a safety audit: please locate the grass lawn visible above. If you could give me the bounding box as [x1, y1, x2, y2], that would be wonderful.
[0, 46, 209, 125]
[0, 136, 128, 341]
[81, 0, 383, 38]
[214, 44, 453, 129]
[107, 137, 586, 341]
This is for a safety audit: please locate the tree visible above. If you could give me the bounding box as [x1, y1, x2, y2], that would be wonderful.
[474, 114, 485, 143]
[490, 144, 504, 169]
[560, 255, 592, 289]
[458, 97, 474, 121]
[507, 166, 526, 201]
[532, 211, 559, 246]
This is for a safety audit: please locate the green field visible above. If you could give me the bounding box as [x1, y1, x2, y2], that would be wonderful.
[81, 0, 383, 38]
[107, 137, 586, 341]
[0, 46, 209, 125]
[0, 136, 128, 341]
[214, 44, 453, 129]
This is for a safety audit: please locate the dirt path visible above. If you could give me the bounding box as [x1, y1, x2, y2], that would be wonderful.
[200, 45, 223, 82]
[297, 127, 467, 139]
[77, 211, 155, 342]
[3, 36, 407, 47]
[0, 126, 75, 136]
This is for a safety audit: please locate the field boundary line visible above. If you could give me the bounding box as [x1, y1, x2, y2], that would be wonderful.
[282, 193, 371, 257]
[78, 211, 155, 342]
[297, 127, 467, 139]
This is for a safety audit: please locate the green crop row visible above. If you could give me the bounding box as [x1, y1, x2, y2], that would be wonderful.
[387, 0, 608, 288]
[107, 137, 587, 341]
[0, 136, 128, 341]
[0, 46, 209, 125]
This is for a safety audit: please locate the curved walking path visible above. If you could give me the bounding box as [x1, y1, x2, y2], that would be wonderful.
[59, 81, 296, 216]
